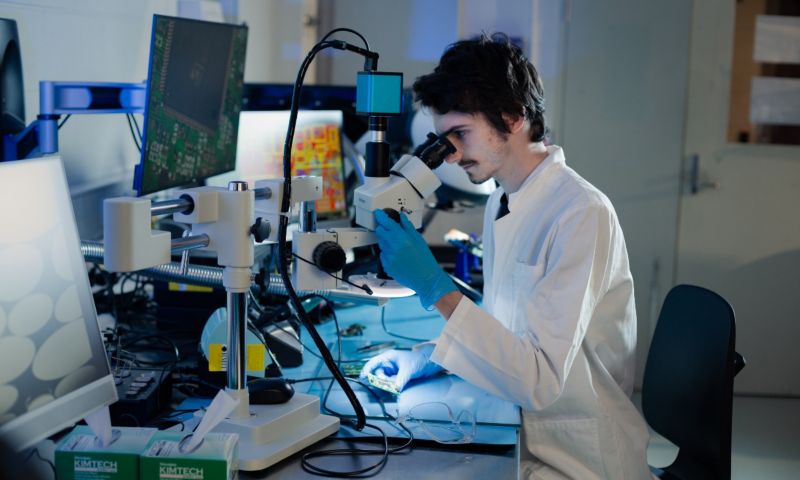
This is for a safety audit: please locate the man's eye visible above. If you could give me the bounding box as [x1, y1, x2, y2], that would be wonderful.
[453, 130, 466, 139]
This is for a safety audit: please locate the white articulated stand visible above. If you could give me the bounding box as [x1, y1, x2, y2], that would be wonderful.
[104, 180, 338, 472]
[173, 181, 339, 471]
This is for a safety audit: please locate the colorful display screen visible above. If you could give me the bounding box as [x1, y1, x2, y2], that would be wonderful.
[209, 110, 347, 219]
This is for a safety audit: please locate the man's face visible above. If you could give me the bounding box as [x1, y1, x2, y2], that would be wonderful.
[432, 111, 511, 185]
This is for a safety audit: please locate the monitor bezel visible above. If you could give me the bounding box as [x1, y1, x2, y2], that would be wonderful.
[0, 156, 117, 452]
[0, 376, 117, 451]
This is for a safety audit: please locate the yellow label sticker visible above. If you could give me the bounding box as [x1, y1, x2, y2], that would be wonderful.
[247, 344, 265, 372]
[208, 344, 265, 372]
[208, 344, 226, 371]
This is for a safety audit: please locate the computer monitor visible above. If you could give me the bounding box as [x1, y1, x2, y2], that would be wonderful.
[0, 18, 25, 139]
[0, 156, 117, 451]
[208, 110, 349, 220]
[133, 14, 248, 196]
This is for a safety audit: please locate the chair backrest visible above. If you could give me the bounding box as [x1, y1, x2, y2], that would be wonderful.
[642, 284, 738, 480]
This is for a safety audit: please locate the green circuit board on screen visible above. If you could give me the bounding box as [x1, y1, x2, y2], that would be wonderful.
[137, 15, 248, 195]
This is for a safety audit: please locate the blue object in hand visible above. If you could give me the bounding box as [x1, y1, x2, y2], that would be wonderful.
[373, 209, 457, 309]
[360, 344, 442, 392]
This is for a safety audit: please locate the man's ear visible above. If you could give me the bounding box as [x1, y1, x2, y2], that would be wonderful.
[502, 112, 525, 134]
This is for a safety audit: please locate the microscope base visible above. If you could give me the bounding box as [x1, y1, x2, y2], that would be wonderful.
[213, 392, 339, 471]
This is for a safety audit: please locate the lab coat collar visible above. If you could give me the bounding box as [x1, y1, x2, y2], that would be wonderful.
[504, 145, 565, 214]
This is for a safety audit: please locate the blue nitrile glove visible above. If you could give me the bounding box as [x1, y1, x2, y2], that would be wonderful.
[360, 344, 442, 392]
[373, 209, 458, 309]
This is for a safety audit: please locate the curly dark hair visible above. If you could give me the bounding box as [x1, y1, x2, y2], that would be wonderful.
[413, 33, 546, 142]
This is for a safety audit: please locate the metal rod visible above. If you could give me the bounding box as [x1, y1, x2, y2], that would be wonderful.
[170, 234, 210, 254]
[179, 230, 192, 276]
[151, 197, 193, 216]
[299, 201, 317, 232]
[227, 291, 248, 390]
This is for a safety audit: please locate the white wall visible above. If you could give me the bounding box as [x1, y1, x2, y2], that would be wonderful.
[559, 0, 692, 384]
[327, 0, 459, 87]
[239, 0, 303, 84]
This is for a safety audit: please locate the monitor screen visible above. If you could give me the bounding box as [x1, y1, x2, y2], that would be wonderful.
[208, 110, 348, 219]
[133, 15, 248, 196]
[0, 156, 117, 451]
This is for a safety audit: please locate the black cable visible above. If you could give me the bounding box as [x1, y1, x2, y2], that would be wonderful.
[130, 112, 143, 140]
[293, 253, 373, 294]
[301, 422, 390, 477]
[299, 294, 343, 367]
[23, 447, 56, 477]
[121, 334, 181, 363]
[125, 113, 142, 152]
[278, 36, 370, 432]
[57, 114, 71, 129]
[319, 27, 370, 50]
[289, 376, 414, 478]
[380, 305, 428, 342]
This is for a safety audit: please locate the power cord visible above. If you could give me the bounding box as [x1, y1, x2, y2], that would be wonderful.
[57, 114, 71, 129]
[293, 253, 374, 294]
[125, 113, 142, 152]
[23, 447, 55, 478]
[277, 29, 381, 434]
[288, 376, 414, 477]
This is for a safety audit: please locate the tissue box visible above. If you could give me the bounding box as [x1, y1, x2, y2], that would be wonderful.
[55, 425, 157, 480]
[140, 431, 238, 480]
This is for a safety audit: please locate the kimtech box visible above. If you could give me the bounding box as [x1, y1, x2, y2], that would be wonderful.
[55, 425, 157, 480]
[139, 431, 238, 480]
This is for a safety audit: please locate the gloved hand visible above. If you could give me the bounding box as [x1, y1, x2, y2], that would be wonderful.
[360, 344, 442, 392]
[374, 209, 457, 309]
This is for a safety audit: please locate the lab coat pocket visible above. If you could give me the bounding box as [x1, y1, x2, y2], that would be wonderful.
[524, 417, 605, 479]
[510, 262, 546, 334]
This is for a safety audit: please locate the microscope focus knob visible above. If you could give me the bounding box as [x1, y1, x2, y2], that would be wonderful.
[313, 241, 346, 274]
[382, 208, 402, 223]
[250, 217, 271, 243]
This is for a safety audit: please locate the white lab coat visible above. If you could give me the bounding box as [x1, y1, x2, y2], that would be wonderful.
[431, 146, 652, 479]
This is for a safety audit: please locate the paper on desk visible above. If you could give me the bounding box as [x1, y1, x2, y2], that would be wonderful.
[84, 405, 113, 447]
[184, 389, 239, 452]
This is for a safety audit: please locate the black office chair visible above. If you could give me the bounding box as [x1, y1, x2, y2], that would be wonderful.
[642, 284, 746, 480]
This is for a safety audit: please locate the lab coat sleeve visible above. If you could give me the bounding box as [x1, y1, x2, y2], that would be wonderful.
[431, 203, 616, 411]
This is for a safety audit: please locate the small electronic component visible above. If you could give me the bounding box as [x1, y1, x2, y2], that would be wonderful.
[340, 361, 366, 378]
[366, 371, 400, 395]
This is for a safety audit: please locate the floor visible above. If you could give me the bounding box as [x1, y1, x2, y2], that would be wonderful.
[642, 395, 800, 479]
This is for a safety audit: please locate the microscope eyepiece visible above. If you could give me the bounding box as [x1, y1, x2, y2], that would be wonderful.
[415, 132, 456, 170]
[413, 132, 439, 158]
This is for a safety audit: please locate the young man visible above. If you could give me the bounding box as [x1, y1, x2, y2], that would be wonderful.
[361, 34, 652, 479]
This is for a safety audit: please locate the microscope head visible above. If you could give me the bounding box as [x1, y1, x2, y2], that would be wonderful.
[353, 132, 455, 230]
